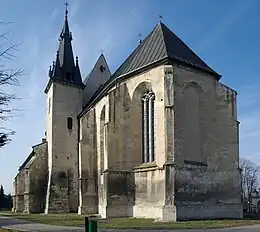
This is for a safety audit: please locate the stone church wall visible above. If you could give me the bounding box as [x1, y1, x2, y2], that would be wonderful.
[78, 109, 98, 214]
[172, 65, 242, 220]
[45, 83, 82, 213]
[103, 66, 168, 218]
[133, 168, 166, 218]
[15, 169, 25, 212]
[24, 142, 48, 213]
[79, 63, 241, 220]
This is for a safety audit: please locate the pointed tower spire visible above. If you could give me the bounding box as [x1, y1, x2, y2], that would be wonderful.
[58, 3, 74, 75]
[44, 3, 84, 93]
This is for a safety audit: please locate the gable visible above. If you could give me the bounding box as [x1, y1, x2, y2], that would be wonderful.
[82, 54, 111, 106]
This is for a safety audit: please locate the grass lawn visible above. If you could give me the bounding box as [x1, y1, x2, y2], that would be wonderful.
[0, 229, 18, 232]
[1, 211, 260, 229]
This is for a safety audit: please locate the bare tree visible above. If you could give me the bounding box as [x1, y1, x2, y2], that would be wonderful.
[0, 23, 22, 147]
[240, 158, 260, 211]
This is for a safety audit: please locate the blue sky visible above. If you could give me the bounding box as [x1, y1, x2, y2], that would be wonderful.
[0, 0, 259, 194]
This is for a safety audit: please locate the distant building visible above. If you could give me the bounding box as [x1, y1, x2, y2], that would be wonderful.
[250, 189, 260, 213]
[12, 7, 242, 221]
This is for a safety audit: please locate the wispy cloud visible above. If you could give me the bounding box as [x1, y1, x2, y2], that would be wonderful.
[197, 1, 256, 52]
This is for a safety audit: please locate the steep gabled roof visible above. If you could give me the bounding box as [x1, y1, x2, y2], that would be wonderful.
[78, 22, 221, 117]
[82, 54, 111, 106]
[113, 22, 220, 79]
[83, 54, 111, 85]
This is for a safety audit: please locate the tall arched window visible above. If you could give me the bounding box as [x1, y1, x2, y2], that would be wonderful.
[141, 91, 155, 163]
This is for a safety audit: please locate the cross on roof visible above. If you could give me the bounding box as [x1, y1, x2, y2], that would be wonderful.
[65, 2, 69, 16]
[138, 33, 142, 44]
[158, 15, 163, 22]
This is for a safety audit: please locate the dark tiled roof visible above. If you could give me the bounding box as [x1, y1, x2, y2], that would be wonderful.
[113, 22, 219, 79]
[78, 22, 220, 117]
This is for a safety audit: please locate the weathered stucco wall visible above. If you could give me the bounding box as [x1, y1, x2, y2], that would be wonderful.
[133, 168, 166, 219]
[15, 169, 25, 212]
[23, 142, 48, 213]
[78, 109, 98, 214]
[171, 64, 242, 220]
[45, 82, 82, 213]
[12, 178, 17, 212]
[79, 65, 171, 219]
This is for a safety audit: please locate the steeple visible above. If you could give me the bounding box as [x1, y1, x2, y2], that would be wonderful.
[45, 4, 84, 93]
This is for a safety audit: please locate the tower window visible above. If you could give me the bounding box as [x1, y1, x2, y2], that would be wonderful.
[100, 65, 106, 73]
[67, 117, 73, 130]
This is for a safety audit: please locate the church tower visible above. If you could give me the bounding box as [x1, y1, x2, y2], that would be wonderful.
[44, 7, 84, 213]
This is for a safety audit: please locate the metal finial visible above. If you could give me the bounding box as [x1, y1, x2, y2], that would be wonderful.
[138, 33, 142, 44]
[159, 15, 163, 22]
[48, 66, 52, 77]
[101, 49, 104, 54]
[76, 56, 79, 63]
[56, 50, 59, 57]
[52, 61, 55, 67]
[65, 2, 69, 16]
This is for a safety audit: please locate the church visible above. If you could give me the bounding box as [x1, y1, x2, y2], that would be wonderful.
[12, 8, 243, 221]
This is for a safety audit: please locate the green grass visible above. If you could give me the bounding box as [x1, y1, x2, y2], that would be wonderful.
[0, 229, 18, 232]
[1, 211, 260, 229]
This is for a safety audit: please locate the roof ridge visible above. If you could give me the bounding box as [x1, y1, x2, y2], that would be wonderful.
[158, 22, 170, 57]
[159, 22, 219, 76]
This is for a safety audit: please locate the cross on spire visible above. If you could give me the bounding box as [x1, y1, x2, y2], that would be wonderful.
[158, 15, 163, 22]
[138, 33, 142, 44]
[65, 1, 69, 16]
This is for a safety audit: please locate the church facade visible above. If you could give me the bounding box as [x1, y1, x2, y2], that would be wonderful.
[12, 10, 243, 221]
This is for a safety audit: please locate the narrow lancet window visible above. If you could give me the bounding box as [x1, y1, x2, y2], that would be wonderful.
[141, 91, 155, 163]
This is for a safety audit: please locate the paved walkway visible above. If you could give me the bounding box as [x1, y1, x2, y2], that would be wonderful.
[1, 216, 260, 232]
[0, 216, 84, 232]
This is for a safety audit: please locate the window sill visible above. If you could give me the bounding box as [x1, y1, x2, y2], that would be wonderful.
[133, 162, 158, 172]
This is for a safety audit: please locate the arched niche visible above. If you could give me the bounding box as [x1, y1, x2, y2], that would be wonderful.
[182, 81, 207, 164]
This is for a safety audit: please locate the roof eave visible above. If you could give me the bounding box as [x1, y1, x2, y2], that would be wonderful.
[19, 151, 35, 171]
[168, 58, 222, 81]
[44, 79, 84, 94]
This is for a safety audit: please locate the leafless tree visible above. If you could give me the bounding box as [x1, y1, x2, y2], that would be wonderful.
[0, 22, 22, 147]
[240, 158, 260, 211]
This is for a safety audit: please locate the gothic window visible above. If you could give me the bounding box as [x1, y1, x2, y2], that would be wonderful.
[67, 117, 73, 130]
[141, 91, 155, 163]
